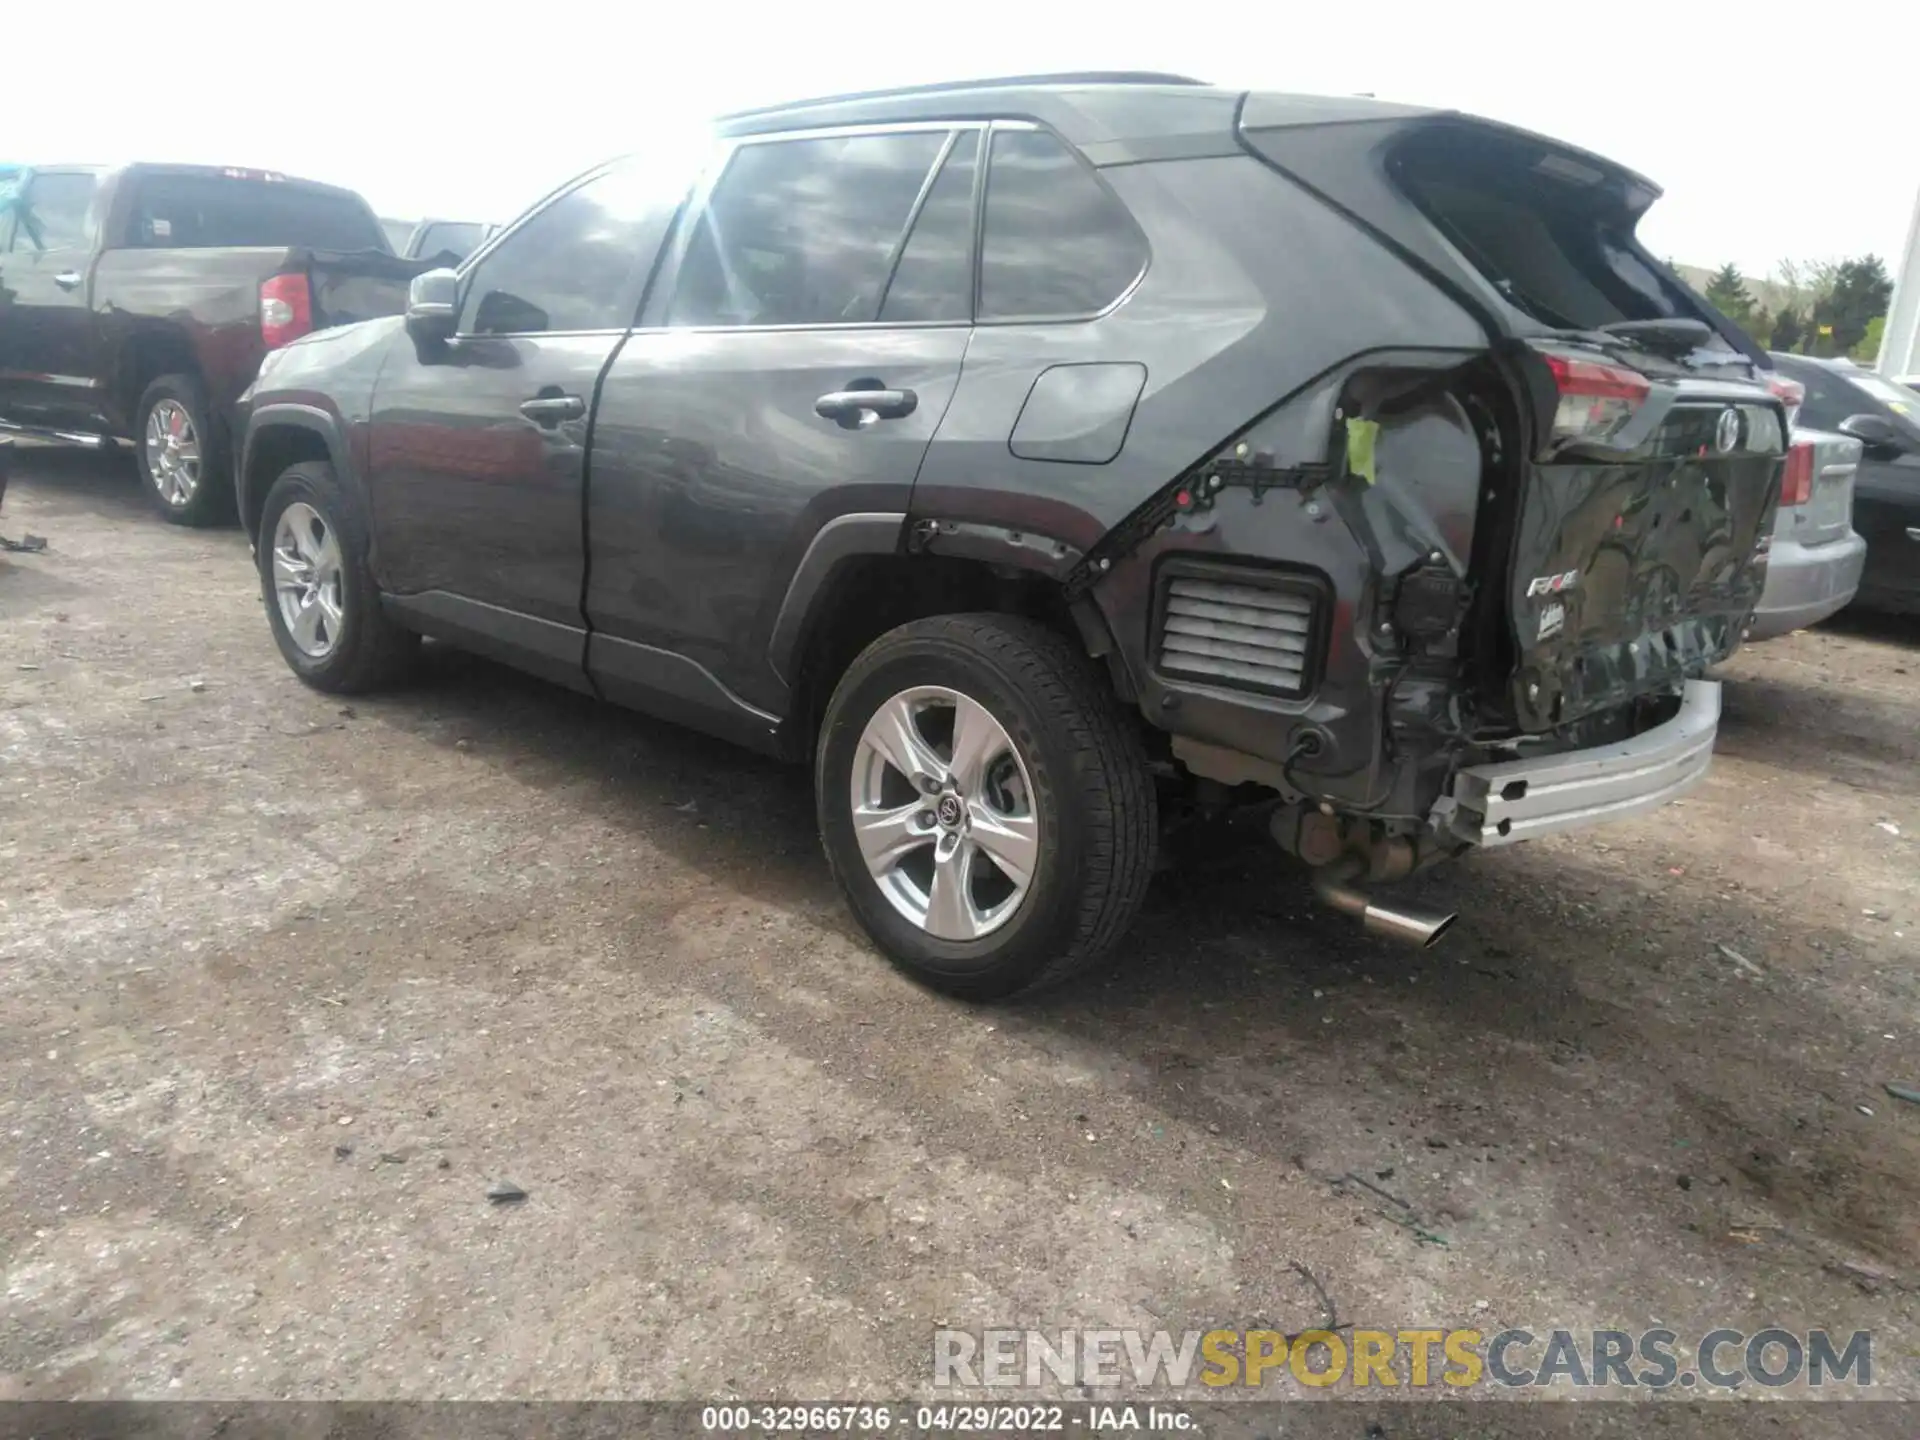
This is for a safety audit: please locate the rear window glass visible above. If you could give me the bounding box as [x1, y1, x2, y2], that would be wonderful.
[126, 174, 386, 252]
[1392, 127, 1710, 337]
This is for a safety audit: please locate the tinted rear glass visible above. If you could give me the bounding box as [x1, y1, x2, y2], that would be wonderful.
[1392, 127, 1708, 336]
[126, 174, 386, 251]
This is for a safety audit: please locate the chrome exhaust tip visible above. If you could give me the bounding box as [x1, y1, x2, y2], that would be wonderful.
[1358, 902, 1457, 949]
[1310, 858, 1458, 950]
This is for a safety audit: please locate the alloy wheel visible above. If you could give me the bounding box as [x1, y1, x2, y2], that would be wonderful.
[144, 400, 201, 506]
[850, 686, 1040, 941]
[271, 501, 346, 658]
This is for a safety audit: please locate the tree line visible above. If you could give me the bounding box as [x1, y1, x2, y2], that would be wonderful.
[1700, 257, 1894, 360]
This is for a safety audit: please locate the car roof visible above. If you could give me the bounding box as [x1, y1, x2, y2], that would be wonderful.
[707, 73, 1665, 199]
[712, 73, 1436, 156]
[717, 73, 1227, 153]
[116, 162, 365, 198]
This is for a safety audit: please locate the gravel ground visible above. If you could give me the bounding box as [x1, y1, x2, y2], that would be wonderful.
[2, 447, 1918, 1418]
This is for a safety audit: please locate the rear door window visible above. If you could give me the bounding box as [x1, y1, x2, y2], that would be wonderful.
[8, 171, 98, 252]
[125, 173, 384, 251]
[878, 131, 980, 324]
[978, 129, 1147, 321]
[667, 130, 948, 328]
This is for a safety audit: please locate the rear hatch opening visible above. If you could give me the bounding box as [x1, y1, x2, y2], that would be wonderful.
[1384, 121, 1786, 733]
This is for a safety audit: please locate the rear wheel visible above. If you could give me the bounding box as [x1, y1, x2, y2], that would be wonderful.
[257, 461, 416, 692]
[136, 374, 233, 526]
[816, 614, 1157, 999]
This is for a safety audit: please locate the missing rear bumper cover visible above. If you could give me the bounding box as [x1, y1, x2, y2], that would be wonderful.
[1445, 679, 1720, 847]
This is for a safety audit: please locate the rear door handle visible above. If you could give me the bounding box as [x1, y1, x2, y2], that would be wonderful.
[814, 387, 917, 429]
[519, 394, 585, 427]
[1907, 527, 1920, 543]
[54, 270, 82, 291]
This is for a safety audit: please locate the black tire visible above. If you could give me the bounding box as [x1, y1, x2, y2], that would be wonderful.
[134, 373, 234, 526]
[257, 461, 417, 693]
[816, 613, 1157, 1000]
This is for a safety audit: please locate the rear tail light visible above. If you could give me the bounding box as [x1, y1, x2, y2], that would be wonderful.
[1766, 373, 1805, 428]
[260, 273, 313, 350]
[1780, 439, 1814, 507]
[1543, 353, 1651, 445]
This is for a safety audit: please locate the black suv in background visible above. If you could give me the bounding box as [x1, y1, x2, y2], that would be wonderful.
[1766, 352, 1920, 616]
[238, 74, 1785, 997]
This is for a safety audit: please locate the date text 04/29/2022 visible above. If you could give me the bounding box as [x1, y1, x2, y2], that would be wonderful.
[699, 1404, 1192, 1432]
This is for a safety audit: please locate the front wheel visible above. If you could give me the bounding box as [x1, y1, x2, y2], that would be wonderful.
[816, 614, 1157, 1000]
[257, 461, 416, 692]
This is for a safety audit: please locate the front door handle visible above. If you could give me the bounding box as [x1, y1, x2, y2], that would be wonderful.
[519, 394, 585, 427]
[54, 270, 82, 291]
[814, 387, 918, 430]
[1907, 527, 1920, 543]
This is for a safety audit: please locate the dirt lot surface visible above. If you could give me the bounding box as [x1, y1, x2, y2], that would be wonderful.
[3, 448, 1918, 1421]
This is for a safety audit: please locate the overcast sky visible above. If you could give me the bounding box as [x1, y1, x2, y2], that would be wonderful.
[12, 0, 1917, 279]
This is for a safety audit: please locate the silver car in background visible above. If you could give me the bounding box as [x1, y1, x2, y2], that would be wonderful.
[1748, 424, 1867, 639]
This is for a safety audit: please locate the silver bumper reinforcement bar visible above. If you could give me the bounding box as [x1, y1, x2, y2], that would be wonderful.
[1444, 679, 1721, 847]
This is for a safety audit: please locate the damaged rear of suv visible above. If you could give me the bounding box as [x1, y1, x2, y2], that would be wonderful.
[239, 75, 1784, 999]
[1101, 98, 1785, 946]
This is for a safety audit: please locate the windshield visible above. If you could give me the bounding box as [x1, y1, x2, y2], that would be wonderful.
[126, 173, 387, 252]
[1849, 371, 1920, 420]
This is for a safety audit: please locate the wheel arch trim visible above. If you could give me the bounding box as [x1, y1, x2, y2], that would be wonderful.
[239, 404, 359, 541]
[766, 511, 908, 686]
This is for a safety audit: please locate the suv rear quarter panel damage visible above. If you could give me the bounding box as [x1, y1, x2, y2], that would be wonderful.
[908, 151, 1488, 815]
[910, 154, 1486, 549]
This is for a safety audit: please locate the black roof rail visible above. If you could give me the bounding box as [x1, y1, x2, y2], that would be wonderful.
[717, 72, 1208, 121]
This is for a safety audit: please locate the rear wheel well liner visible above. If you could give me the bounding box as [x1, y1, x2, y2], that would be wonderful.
[779, 551, 1120, 762]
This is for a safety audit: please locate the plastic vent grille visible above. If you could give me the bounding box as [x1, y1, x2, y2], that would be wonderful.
[1157, 575, 1316, 696]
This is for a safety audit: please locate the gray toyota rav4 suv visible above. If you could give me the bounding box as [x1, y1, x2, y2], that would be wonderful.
[237, 73, 1786, 998]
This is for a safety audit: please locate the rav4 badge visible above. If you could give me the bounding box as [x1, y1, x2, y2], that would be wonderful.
[1526, 570, 1580, 598]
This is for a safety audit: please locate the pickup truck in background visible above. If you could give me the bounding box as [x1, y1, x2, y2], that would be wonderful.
[0, 163, 425, 524]
[377, 217, 499, 265]
[399, 218, 497, 266]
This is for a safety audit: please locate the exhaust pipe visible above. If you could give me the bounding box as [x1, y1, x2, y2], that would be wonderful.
[1310, 857, 1458, 949]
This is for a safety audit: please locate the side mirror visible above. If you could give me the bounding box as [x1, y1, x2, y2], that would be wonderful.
[1837, 412, 1911, 455]
[404, 268, 460, 344]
